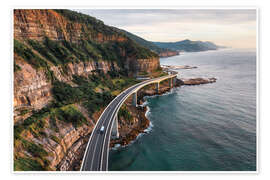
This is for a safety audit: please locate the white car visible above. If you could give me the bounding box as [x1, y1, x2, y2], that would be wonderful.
[100, 125, 105, 134]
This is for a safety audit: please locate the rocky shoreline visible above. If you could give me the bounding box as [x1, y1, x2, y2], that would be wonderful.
[109, 79, 183, 149]
[161, 65, 198, 70]
[181, 77, 217, 85]
[69, 76, 217, 170]
[109, 76, 217, 150]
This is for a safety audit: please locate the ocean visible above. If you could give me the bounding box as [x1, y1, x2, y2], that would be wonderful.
[108, 48, 257, 171]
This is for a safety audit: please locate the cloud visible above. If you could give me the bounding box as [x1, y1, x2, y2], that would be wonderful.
[74, 9, 257, 48]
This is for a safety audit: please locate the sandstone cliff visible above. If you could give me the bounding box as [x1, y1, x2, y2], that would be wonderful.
[13, 9, 161, 171]
[14, 9, 160, 121]
[159, 51, 179, 58]
[14, 9, 126, 43]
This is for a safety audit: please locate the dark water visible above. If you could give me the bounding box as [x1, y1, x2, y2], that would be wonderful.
[108, 48, 257, 171]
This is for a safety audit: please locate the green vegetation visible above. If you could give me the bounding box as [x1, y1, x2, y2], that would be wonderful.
[118, 105, 132, 122]
[54, 105, 87, 128]
[13, 9, 164, 171]
[119, 28, 170, 54]
[49, 115, 59, 132]
[14, 71, 141, 171]
[52, 81, 84, 105]
[138, 71, 149, 76]
[54, 9, 117, 36]
[14, 157, 46, 171]
[14, 111, 46, 140]
[153, 39, 220, 52]
[19, 109, 30, 116]
[21, 139, 48, 158]
[14, 103, 88, 171]
[118, 39, 158, 59]
[13, 138, 50, 171]
[52, 72, 139, 116]
[14, 39, 56, 81]
[50, 135, 61, 144]
[27, 37, 157, 70]
[28, 39, 63, 65]
[14, 63, 21, 72]
[14, 39, 48, 69]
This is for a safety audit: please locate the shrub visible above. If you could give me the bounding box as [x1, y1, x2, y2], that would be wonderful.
[52, 81, 84, 105]
[55, 105, 87, 128]
[118, 105, 132, 122]
[14, 63, 21, 72]
[50, 135, 61, 144]
[43, 37, 74, 64]
[14, 39, 48, 69]
[28, 39, 61, 65]
[21, 139, 48, 158]
[49, 115, 59, 132]
[14, 157, 45, 171]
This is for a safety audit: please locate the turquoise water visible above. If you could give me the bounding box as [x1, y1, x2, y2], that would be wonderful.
[108, 48, 257, 171]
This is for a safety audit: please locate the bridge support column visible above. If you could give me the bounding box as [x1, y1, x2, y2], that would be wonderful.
[156, 82, 159, 94]
[132, 92, 137, 107]
[111, 115, 119, 139]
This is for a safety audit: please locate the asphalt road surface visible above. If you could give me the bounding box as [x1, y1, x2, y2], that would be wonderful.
[80, 75, 176, 171]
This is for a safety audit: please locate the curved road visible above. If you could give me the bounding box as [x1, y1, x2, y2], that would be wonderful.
[80, 74, 177, 171]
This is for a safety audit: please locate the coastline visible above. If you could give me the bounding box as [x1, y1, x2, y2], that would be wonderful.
[71, 76, 216, 170]
[109, 79, 183, 149]
[109, 76, 217, 150]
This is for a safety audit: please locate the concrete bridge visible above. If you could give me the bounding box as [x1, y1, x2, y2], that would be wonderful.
[81, 73, 178, 171]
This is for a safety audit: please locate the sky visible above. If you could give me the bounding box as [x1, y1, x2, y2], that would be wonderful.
[75, 9, 257, 49]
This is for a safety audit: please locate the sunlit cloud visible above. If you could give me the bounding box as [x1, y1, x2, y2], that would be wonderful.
[74, 9, 257, 49]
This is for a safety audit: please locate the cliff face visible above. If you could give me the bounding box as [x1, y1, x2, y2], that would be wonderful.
[14, 9, 126, 43]
[14, 58, 119, 124]
[15, 104, 95, 171]
[14, 9, 159, 119]
[13, 9, 161, 171]
[125, 57, 160, 74]
[14, 54, 52, 110]
[159, 51, 179, 58]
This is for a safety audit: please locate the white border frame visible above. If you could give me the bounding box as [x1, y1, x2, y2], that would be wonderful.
[10, 7, 259, 174]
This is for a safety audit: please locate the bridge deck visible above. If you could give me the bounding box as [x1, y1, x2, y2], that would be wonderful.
[80, 74, 177, 171]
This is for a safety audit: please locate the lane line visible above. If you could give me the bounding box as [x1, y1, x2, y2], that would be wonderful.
[89, 100, 117, 170]
[89, 131, 100, 170]
[103, 75, 177, 170]
[81, 74, 177, 171]
[80, 90, 122, 170]
[100, 88, 136, 170]
[99, 87, 139, 170]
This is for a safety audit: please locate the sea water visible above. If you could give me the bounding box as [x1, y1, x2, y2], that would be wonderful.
[108, 48, 257, 171]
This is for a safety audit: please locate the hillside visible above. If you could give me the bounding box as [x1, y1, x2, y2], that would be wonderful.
[153, 39, 224, 52]
[118, 29, 179, 57]
[13, 9, 162, 171]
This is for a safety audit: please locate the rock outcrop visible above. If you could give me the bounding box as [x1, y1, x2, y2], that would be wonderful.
[181, 77, 217, 85]
[17, 104, 95, 171]
[14, 58, 120, 124]
[159, 51, 179, 58]
[125, 57, 160, 74]
[110, 79, 182, 148]
[14, 9, 126, 43]
[14, 54, 52, 123]
[14, 9, 161, 121]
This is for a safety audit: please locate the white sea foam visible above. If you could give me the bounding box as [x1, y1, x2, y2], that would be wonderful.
[111, 88, 179, 150]
[145, 106, 151, 118]
[143, 88, 177, 101]
[111, 103, 154, 150]
[144, 121, 154, 133]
